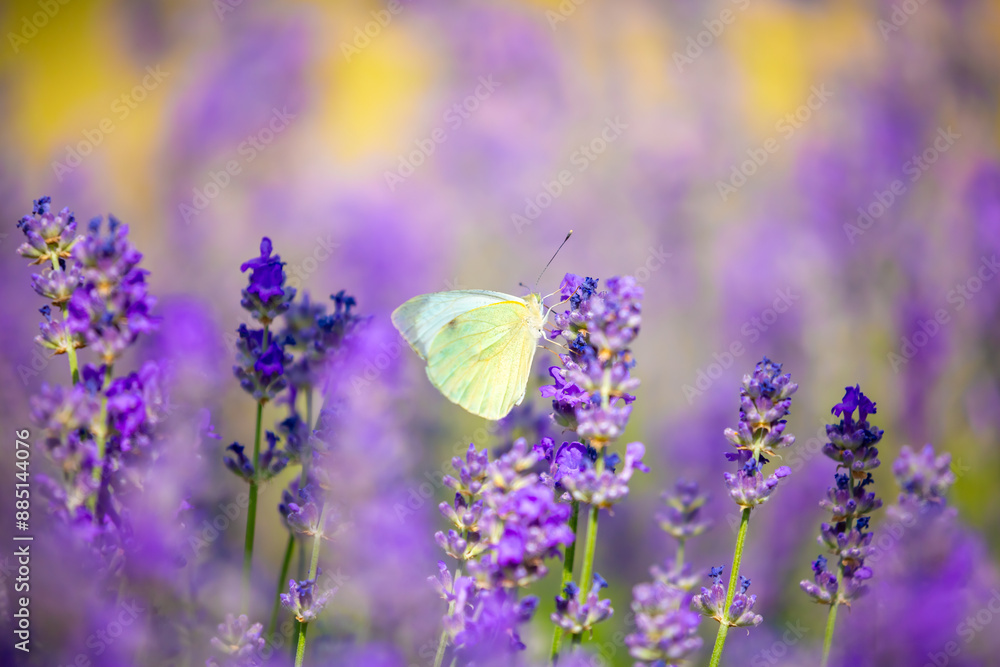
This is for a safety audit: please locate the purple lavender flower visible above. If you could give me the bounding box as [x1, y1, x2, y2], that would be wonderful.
[723, 456, 792, 509]
[543, 274, 642, 446]
[280, 573, 336, 622]
[281, 290, 362, 394]
[551, 574, 614, 637]
[657, 480, 710, 541]
[692, 569, 763, 628]
[208, 614, 265, 667]
[16, 195, 78, 265]
[558, 441, 650, 508]
[892, 444, 956, 507]
[240, 237, 296, 325]
[723, 357, 798, 462]
[801, 386, 883, 607]
[66, 215, 158, 363]
[626, 580, 703, 665]
[443, 581, 539, 657]
[233, 323, 291, 403]
[278, 483, 344, 538]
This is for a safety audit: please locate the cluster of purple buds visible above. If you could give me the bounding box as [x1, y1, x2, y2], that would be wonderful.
[648, 480, 710, 592]
[432, 440, 576, 659]
[278, 482, 344, 539]
[446, 440, 574, 589]
[281, 572, 336, 623]
[892, 444, 956, 511]
[656, 480, 711, 543]
[627, 480, 709, 665]
[722, 358, 797, 508]
[223, 430, 289, 484]
[281, 290, 363, 396]
[66, 215, 158, 364]
[239, 237, 296, 326]
[626, 580, 703, 665]
[557, 441, 649, 508]
[543, 274, 642, 447]
[436, 574, 538, 656]
[233, 323, 291, 403]
[551, 574, 614, 637]
[801, 386, 883, 606]
[18, 198, 163, 546]
[534, 437, 650, 508]
[692, 568, 762, 629]
[207, 614, 265, 667]
[17, 195, 78, 265]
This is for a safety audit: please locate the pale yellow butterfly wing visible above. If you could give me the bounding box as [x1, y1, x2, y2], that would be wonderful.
[391, 290, 521, 359]
[424, 300, 540, 420]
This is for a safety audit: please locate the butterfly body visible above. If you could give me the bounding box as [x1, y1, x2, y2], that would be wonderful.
[391, 290, 546, 420]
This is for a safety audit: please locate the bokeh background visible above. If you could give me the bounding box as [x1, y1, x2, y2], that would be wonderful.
[2, 0, 1000, 665]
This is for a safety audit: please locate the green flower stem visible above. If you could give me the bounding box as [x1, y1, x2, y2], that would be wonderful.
[267, 534, 296, 640]
[269, 387, 316, 637]
[821, 584, 840, 667]
[294, 505, 328, 667]
[241, 400, 265, 613]
[549, 500, 580, 663]
[241, 325, 269, 614]
[294, 622, 308, 667]
[675, 540, 686, 570]
[571, 457, 604, 647]
[821, 473, 854, 666]
[708, 507, 751, 667]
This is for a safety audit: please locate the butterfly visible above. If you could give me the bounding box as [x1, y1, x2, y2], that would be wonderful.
[391, 290, 549, 420]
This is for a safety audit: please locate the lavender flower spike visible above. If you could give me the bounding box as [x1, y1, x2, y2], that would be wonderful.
[626, 580, 703, 665]
[693, 568, 763, 629]
[551, 574, 614, 637]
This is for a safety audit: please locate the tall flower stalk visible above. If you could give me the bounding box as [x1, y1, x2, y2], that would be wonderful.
[700, 358, 796, 667]
[626, 481, 710, 666]
[18, 196, 163, 589]
[539, 274, 645, 660]
[800, 385, 884, 667]
[230, 238, 295, 610]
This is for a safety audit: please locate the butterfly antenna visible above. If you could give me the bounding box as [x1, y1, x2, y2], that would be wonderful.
[534, 230, 574, 291]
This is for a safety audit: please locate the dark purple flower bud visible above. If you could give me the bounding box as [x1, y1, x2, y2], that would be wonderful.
[239, 237, 296, 325]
